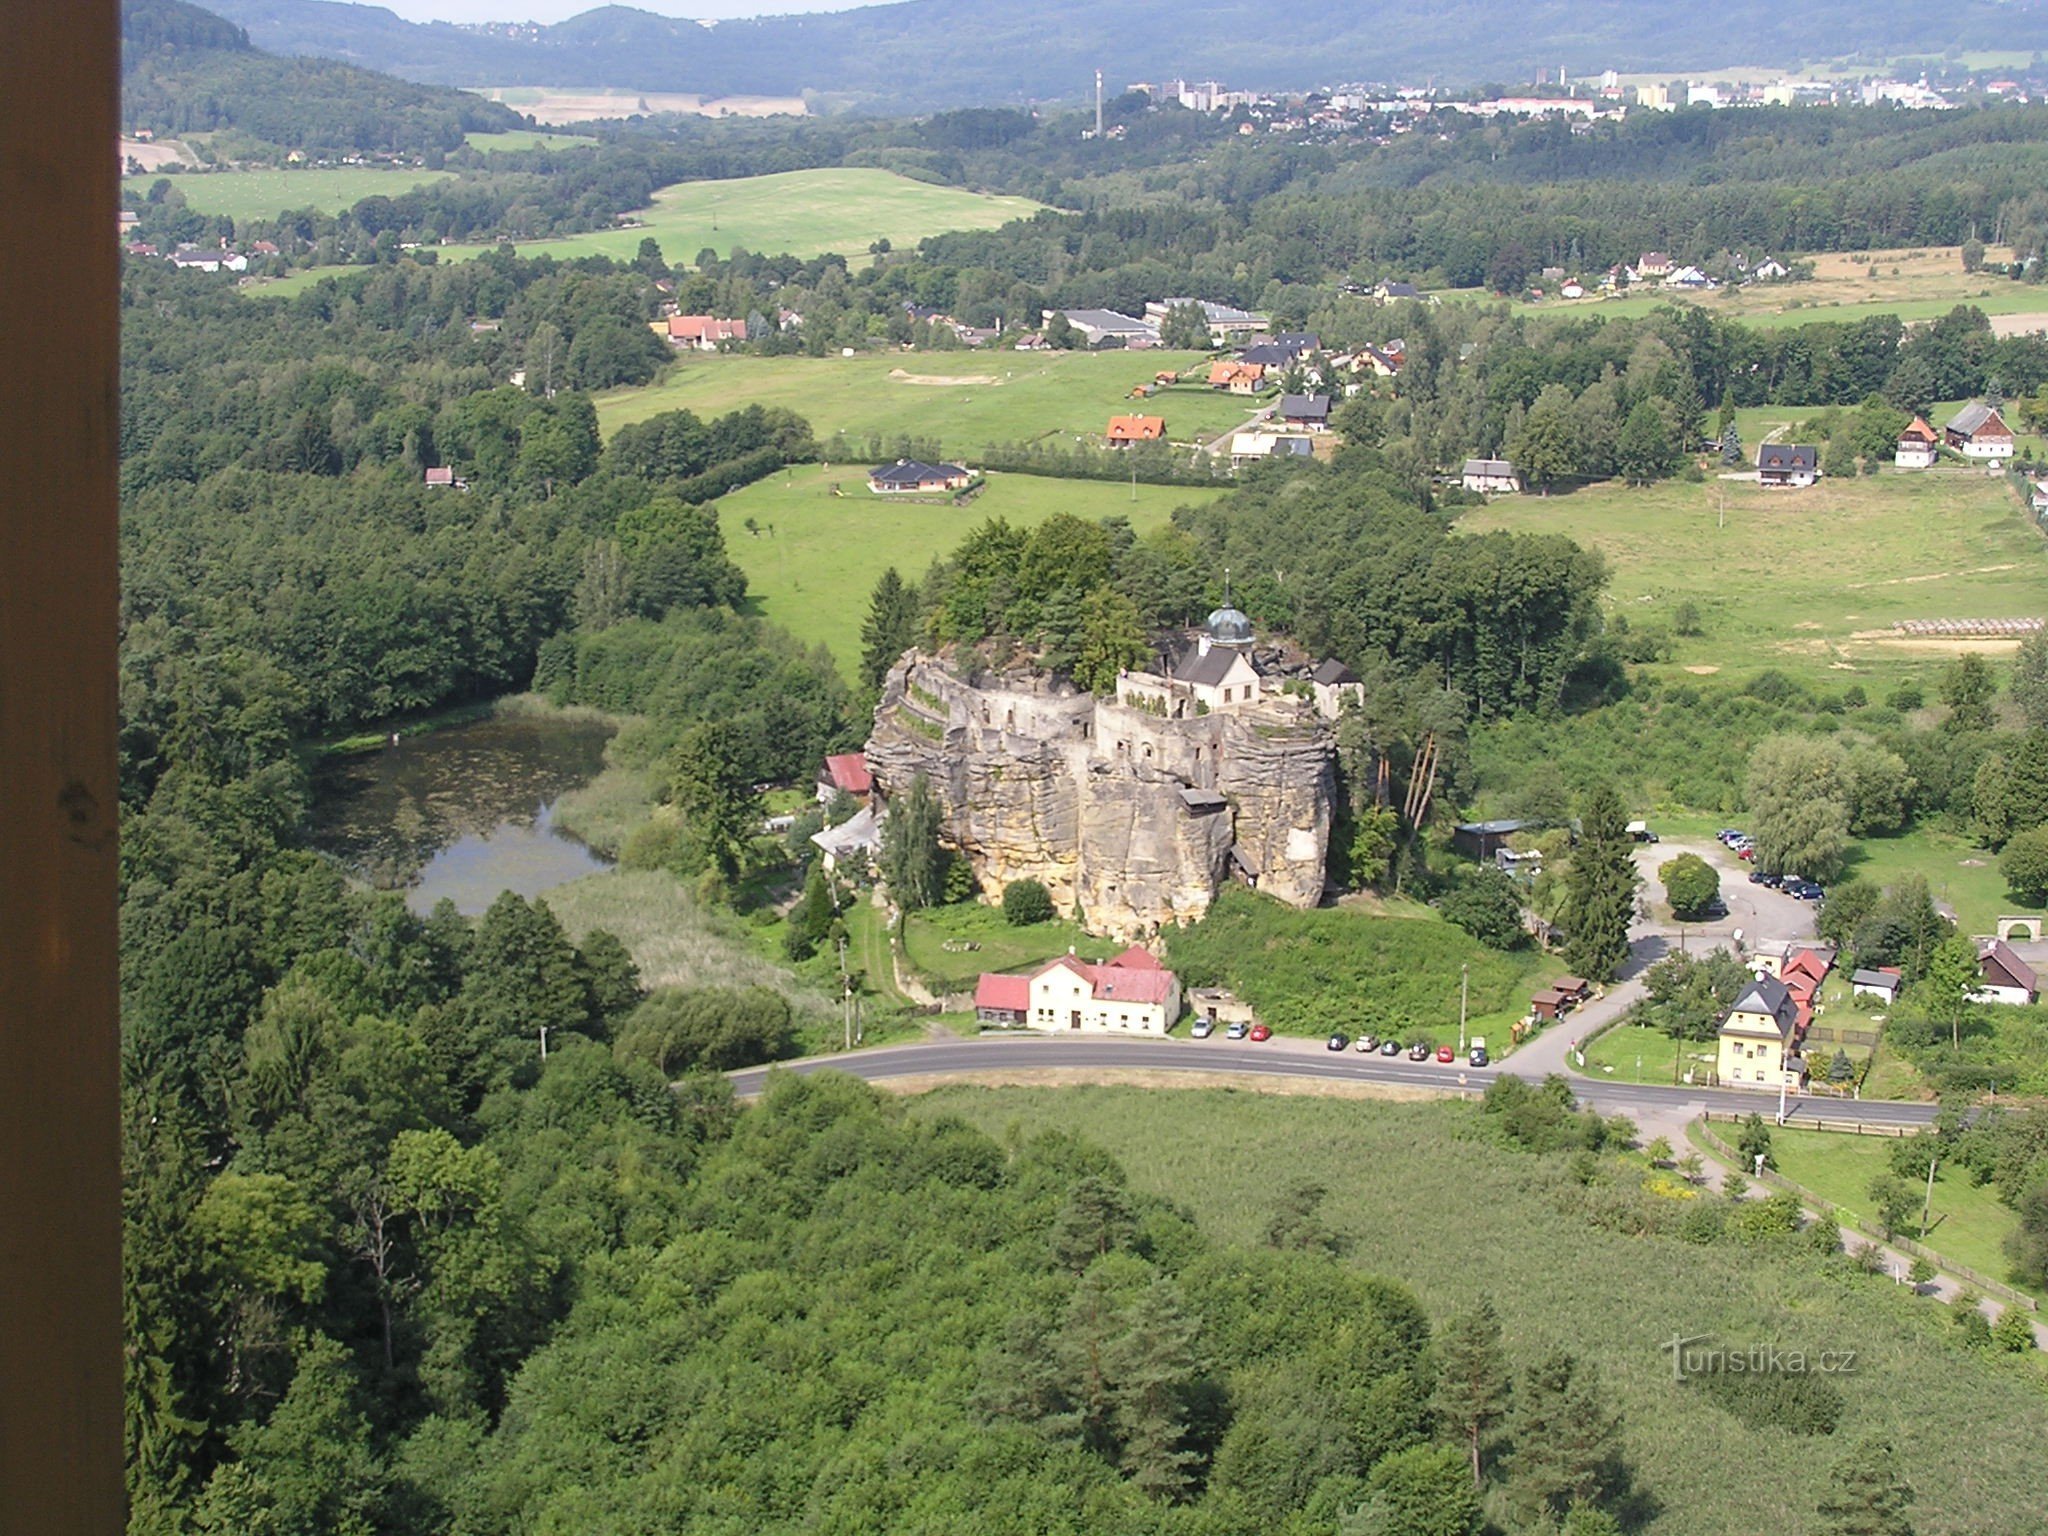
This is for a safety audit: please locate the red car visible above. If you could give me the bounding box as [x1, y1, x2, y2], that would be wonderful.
[1435, 1044, 1455, 1064]
[1248, 1023, 1272, 1042]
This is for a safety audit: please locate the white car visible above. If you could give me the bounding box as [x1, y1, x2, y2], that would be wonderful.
[1190, 1018, 1214, 1039]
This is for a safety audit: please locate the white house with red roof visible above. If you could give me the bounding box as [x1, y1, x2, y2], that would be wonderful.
[817, 751, 873, 805]
[974, 947, 1182, 1033]
[1974, 939, 2040, 1006]
[666, 315, 747, 350]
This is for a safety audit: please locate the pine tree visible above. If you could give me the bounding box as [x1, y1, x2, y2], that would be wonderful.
[1106, 1281, 1203, 1500]
[1504, 1348, 1622, 1522]
[859, 567, 918, 689]
[1560, 784, 1639, 982]
[1430, 1296, 1512, 1490]
[1814, 1435, 1917, 1536]
[880, 772, 945, 910]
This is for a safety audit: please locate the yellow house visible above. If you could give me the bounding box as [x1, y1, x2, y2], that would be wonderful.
[1715, 975, 1802, 1088]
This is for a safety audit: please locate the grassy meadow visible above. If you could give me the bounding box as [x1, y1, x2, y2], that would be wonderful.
[901, 903, 1123, 994]
[463, 129, 600, 152]
[1458, 468, 2048, 692]
[598, 348, 1252, 449]
[122, 165, 455, 220]
[909, 1087, 2048, 1536]
[718, 465, 1225, 674]
[1585, 1023, 1717, 1086]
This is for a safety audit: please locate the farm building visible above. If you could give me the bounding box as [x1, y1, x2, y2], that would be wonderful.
[1046, 308, 1160, 348]
[1945, 402, 2015, 461]
[1461, 458, 1521, 494]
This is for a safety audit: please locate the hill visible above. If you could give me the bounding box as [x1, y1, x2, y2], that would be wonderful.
[121, 0, 523, 154]
[205, 0, 2048, 108]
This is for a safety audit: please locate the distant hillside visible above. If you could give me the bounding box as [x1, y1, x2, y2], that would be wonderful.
[204, 0, 2048, 109]
[121, 0, 524, 154]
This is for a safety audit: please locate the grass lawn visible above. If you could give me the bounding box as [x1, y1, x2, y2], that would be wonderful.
[1766, 1126, 2033, 1296]
[597, 348, 1253, 451]
[122, 165, 454, 221]
[1837, 826, 2014, 934]
[464, 129, 599, 152]
[1458, 468, 2048, 692]
[1585, 1024, 1717, 1087]
[433, 167, 1042, 267]
[719, 465, 1224, 675]
[910, 1087, 2048, 1536]
[900, 903, 1123, 994]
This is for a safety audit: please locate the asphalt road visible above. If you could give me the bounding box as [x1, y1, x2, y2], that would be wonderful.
[728, 1034, 1939, 1130]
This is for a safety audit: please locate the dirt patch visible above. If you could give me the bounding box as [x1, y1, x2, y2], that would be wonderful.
[1793, 621, 1823, 631]
[1992, 313, 2048, 338]
[889, 368, 1000, 387]
[1848, 635, 2025, 655]
[1683, 664, 1721, 675]
[120, 136, 196, 171]
[1844, 563, 2018, 591]
[869, 1068, 1469, 1103]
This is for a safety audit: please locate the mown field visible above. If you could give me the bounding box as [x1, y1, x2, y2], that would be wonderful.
[908, 1087, 2048, 1536]
[121, 165, 455, 220]
[901, 903, 1124, 994]
[463, 129, 599, 152]
[598, 348, 1252, 449]
[436, 167, 1041, 266]
[1458, 468, 2048, 691]
[717, 465, 1225, 674]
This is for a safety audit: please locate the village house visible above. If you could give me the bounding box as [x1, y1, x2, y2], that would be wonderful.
[816, 751, 873, 805]
[1662, 265, 1714, 289]
[1560, 280, 1586, 299]
[168, 246, 247, 274]
[1452, 818, 1532, 861]
[1360, 341, 1405, 376]
[867, 459, 974, 494]
[810, 804, 881, 875]
[1275, 393, 1333, 432]
[1309, 658, 1364, 720]
[1974, 939, 2040, 1005]
[1208, 360, 1268, 394]
[1757, 443, 1819, 488]
[1752, 257, 1790, 281]
[975, 946, 1183, 1033]
[422, 466, 468, 490]
[1895, 415, 1939, 469]
[1375, 280, 1421, 302]
[1851, 968, 1903, 1005]
[1634, 251, 1674, 279]
[1228, 431, 1314, 467]
[1945, 401, 2015, 461]
[1461, 458, 1522, 495]
[1106, 414, 1167, 447]
[666, 315, 747, 350]
[1716, 973, 1804, 1088]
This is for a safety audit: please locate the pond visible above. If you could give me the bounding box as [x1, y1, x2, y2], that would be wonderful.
[310, 711, 616, 915]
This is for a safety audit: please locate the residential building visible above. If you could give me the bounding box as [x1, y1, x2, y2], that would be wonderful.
[1461, 458, 1521, 494]
[1752, 258, 1790, 281]
[1375, 280, 1421, 302]
[1208, 360, 1268, 394]
[667, 315, 747, 349]
[1045, 308, 1160, 348]
[1635, 251, 1674, 279]
[867, 458, 974, 494]
[1975, 939, 2040, 1005]
[422, 466, 467, 490]
[1851, 968, 1902, 1005]
[1276, 393, 1332, 431]
[1309, 658, 1363, 721]
[1716, 974, 1804, 1087]
[816, 751, 873, 804]
[1360, 342, 1405, 376]
[1228, 430, 1313, 467]
[168, 246, 247, 273]
[1945, 402, 2015, 461]
[1757, 443, 1819, 488]
[1106, 414, 1167, 447]
[977, 946, 1183, 1033]
[1895, 415, 1939, 469]
[1663, 265, 1714, 289]
[1115, 606, 1263, 714]
[810, 803, 881, 874]
[1451, 818, 1530, 860]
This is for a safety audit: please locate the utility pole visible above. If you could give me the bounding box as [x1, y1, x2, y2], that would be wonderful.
[1776, 1067, 1788, 1127]
[538, 1025, 549, 1063]
[1458, 962, 1469, 1053]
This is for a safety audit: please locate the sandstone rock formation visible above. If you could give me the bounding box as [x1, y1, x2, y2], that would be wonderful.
[864, 651, 1335, 938]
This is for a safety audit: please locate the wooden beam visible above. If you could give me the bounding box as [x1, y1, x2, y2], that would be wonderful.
[0, 2, 126, 1531]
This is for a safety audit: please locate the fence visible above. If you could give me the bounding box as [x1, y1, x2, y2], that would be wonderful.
[1694, 1120, 2039, 1313]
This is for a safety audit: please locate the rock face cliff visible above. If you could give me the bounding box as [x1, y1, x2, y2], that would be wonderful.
[865, 652, 1334, 938]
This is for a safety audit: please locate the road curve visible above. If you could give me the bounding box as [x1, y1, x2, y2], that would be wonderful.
[728, 1034, 1939, 1130]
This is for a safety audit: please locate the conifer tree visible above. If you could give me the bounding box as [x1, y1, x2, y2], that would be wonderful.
[1560, 784, 1639, 982]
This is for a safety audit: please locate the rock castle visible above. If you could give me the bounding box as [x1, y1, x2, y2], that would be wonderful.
[863, 606, 1359, 939]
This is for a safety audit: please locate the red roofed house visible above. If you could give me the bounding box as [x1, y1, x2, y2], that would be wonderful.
[1974, 939, 2040, 1005]
[1207, 360, 1267, 394]
[816, 751, 873, 805]
[667, 315, 748, 350]
[1895, 415, 1938, 469]
[975, 947, 1182, 1033]
[1106, 414, 1167, 447]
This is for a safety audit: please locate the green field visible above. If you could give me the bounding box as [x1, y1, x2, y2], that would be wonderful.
[121, 165, 455, 220]
[464, 130, 598, 152]
[911, 1087, 2048, 1536]
[1459, 469, 2048, 690]
[1767, 1127, 2032, 1295]
[718, 465, 1224, 673]
[901, 903, 1123, 994]
[435, 167, 1042, 267]
[597, 348, 1251, 451]
[1586, 1023, 1716, 1086]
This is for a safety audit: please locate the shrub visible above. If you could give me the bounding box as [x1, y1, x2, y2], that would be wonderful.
[1697, 1369, 1843, 1435]
[1001, 878, 1056, 926]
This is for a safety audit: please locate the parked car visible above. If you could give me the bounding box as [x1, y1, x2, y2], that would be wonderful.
[1435, 1044, 1456, 1063]
[1327, 1032, 1349, 1051]
[1248, 1023, 1272, 1042]
[1407, 1042, 1431, 1061]
[1380, 1039, 1403, 1057]
[1698, 896, 1728, 918]
[1747, 869, 1770, 885]
[1355, 1034, 1380, 1053]
[1469, 1045, 1490, 1067]
[1790, 881, 1824, 901]
[1225, 1020, 1249, 1040]
[1191, 1018, 1214, 1039]
[1716, 827, 1738, 843]
[1738, 846, 1755, 861]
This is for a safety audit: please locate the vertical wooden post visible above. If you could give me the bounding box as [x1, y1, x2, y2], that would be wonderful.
[0, 2, 125, 1532]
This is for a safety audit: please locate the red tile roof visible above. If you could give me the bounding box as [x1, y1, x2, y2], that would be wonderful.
[974, 972, 1031, 1012]
[1111, 944, 1162, 970]
[1106, 414, 1166, 441]
[822, 752, 872, 795]
[668, 315, 747, 342]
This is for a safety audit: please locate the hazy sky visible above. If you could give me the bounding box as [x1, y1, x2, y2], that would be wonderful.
[376, 0, 870, 21]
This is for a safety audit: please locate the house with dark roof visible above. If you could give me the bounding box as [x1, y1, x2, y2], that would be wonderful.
[1851, 968, 1903, 1004]
[1375, 280, 1421, 302]
[1276, 393, 1332, 431]
[1716, 973, 1804, 1087]
[1757, 443, 1819, 488]
[1237, 343, 1295, 369]
[1046, 308, 1160, 348]
[1975, 938, 2040, 1005]
[867, 459, 973, 494]
[1461, 458, 1521, 494]
[1310, 659, 1364, 720]
[1945, 402, 2015, 461]
[1452, 819, 1531, 860]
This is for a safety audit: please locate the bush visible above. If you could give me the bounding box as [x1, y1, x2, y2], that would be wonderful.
[1697, 1369, 1843, 1435]
[1001, 878, 1056, 926]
